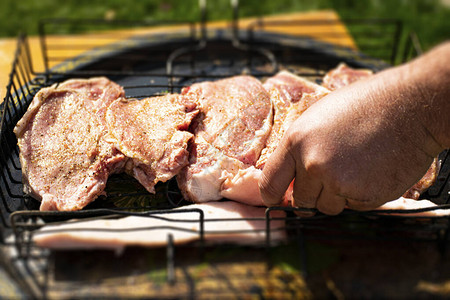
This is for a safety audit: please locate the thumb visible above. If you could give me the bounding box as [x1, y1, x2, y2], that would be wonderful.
[259, 141, 296, 206]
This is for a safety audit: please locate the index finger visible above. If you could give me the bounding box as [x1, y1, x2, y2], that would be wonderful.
[259, 142, 296, 206]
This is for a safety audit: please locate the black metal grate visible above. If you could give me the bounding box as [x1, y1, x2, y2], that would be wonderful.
[0, 10, 449, 298]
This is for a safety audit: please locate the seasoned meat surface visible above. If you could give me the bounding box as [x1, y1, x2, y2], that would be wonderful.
[183, 75, 273, 165]
[106, 94, 198, 193]
[14, 78, 126, 211]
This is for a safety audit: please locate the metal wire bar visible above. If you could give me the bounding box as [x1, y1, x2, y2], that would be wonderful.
[167, 233, 176, 285]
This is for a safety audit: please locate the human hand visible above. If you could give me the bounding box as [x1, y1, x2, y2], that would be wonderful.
[259, 63, 445, 215]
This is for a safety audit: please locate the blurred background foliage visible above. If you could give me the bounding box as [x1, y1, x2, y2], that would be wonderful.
[0, 0, 448, 57]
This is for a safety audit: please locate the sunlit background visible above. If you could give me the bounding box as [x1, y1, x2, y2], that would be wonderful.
[1, 0, 448, 52]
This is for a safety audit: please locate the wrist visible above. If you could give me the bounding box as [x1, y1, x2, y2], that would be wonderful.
[404, 42, 450, 151]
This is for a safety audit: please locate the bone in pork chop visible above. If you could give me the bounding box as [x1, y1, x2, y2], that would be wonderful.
[177, 76, 273, 203]
[14, 78, 126, 211]
[105, 94, 198, 193]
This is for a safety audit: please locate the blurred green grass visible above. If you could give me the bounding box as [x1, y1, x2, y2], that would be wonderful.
[1, 0, 448, 61]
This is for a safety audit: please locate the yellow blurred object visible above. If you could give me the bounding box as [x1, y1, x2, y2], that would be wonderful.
[0, 10, 356, 101]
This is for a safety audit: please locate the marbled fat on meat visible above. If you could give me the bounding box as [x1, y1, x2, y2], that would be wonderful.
[106, 94, 198, 193]
[14, 78, 126, 211]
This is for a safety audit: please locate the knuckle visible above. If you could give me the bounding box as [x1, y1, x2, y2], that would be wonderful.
[304, 159, 322, 176]
[293, 195, 316, 208]
[283, 125, 303, 151]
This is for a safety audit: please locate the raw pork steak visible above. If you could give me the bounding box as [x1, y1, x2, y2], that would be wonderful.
[256, 71, 330, 169]
[106, 94, 198, 193]
[322, 63, 373, 91]
[183, 75, 272, 164]
[14, 77, 126, 211]
[177, 76, 273, 203]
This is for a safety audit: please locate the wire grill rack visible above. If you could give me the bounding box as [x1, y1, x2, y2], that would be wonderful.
[0, 5, 449, 298]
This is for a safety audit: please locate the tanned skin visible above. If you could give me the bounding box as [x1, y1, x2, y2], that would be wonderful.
[259, 42, 450, 215]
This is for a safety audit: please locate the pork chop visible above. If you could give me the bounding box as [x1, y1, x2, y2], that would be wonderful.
[14, 77, 126, 211]
[256, 71, 330, 169]
[177, 76, 273, 203]
[105, 94, 198, 193]
[322, 62, 373, 91]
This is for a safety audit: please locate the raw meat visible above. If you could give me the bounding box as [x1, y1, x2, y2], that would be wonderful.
[14, 78, 127, 211]
[177, 135, 249, 203]
[14, 67, 441, 215]
[257, 71, 330, 168]
[177, 76, 273, 203]
[377, 197, 450, 217]
[263, 70, 329, 103]
[222, 71, 330, 204]
[178, 72, 330, 205]
[33, 201, 287, 251]
[402, 158, 440, 200]
[106, 94, 198, 193]
[221, 166, 264, 206]
[322, 62, 373, 91]
[183, 75, 272, 164]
